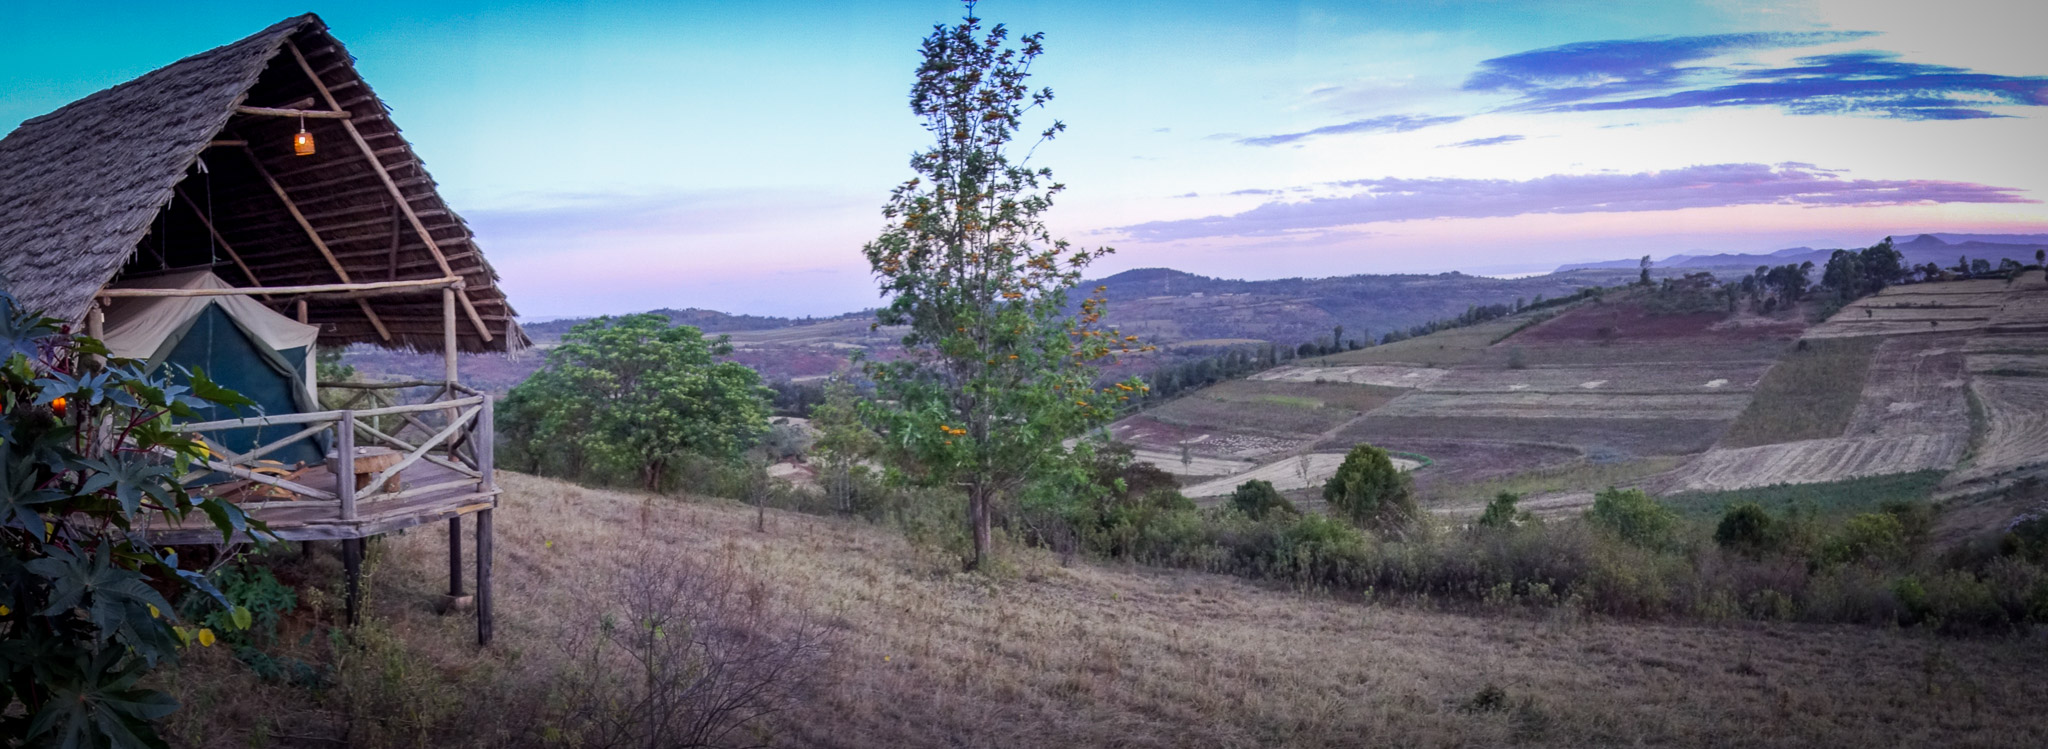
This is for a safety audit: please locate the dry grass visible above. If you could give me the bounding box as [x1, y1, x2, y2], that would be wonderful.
[1720, 337, 1881, 448]
[157, 472, 2048, 747]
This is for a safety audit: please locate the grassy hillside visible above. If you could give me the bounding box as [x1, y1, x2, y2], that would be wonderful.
[162, 473, 2048, 747]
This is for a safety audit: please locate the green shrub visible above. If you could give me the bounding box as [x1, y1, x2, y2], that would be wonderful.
[1822, 512, 1908, 567]
[1323, 444, 1418, 534]
[1714, 502, 1780, 555]
[1229, 479, 1296, 521]
[1585, 488, 1678, 549]
[1477, 492, 1528, 530]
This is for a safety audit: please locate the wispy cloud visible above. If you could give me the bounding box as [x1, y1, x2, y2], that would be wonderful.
[1119, 163, 2035, 242]
[1443, 134, 1524, 148]
[1468, 32, 2048, 120]
[1235, 113, 1464, 147]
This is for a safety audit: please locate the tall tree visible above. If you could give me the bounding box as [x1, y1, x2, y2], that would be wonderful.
[862, 4, 1144, 570]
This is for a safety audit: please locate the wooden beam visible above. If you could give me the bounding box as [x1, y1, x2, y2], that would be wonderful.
[173, 187, 267, 294]
[98, 276, 460, 300]
[285, 40, 495, 345]
[235, 105, 352, 119]
[477, 507, 493, 646]
[443, 287, 459, 383]
[238, 144, 394, 342]
[336, 411, 357, 521]
[207, 139, 248, 147]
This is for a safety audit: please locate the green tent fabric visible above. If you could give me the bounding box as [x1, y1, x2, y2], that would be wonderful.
[99, 271, 326, 470]
[151, 304, 324, 466]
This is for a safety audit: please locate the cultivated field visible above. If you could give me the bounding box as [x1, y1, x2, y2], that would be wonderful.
[1666, 434, 1967, 492]
[1181, 451, 1421, 498]
[1804, 279, 2014, 339]
[1251, 363, 1450, 388]
[163, 473, 2048, 748]
[1958, 374, 2048, 481]
[1719, 337, 1880, 448]
[1127, 448, 1252, 477]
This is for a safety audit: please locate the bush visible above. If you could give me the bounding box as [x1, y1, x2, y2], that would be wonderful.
[1585, 488, 1678, 550]
[1229, 479, 1296, 521]
[1822, 512, 1908, 567]
[1714, 502, 1780, 555]
[1323, 444, 1418, 534]
[1477, 492, 1528, 530]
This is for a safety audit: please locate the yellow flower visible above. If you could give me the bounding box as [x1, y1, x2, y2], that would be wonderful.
[148, 604, 161, 619]
[0, 604, 10, 616]
[197, 628, 217, 647]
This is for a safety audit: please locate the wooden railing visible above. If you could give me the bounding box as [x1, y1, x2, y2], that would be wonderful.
[173, 382, 495, 523]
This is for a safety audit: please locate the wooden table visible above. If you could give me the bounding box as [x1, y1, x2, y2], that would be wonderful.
[328, 446, 403, 494]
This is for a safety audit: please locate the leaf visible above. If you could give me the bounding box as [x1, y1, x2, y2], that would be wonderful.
[230, 606, 253, 631]
[0, 453, 64, 539]
[187, 368, 257, 409]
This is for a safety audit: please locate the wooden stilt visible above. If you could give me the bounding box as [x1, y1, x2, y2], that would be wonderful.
[342, 537, 362, 626]
[476, 508, 493, 646]
[448, 516, 463, 597]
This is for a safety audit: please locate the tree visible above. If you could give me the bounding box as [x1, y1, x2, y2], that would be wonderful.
[860, 4, 1144, 570]
[2036, 249, 2045, 267]
[1229, 479, 1296, 520]
[1585, 487, 1677, 549]
[500, 314, 770, 491]
[0, 292, 260, 746]
[1322, 444, 1417, 533]
[1477, 492, 1529, 530]
[810, 375, 879, 513]
[1639, 255, 1653, 286]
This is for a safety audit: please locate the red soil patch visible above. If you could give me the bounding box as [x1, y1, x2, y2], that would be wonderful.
[1519, 302, 1801, 344]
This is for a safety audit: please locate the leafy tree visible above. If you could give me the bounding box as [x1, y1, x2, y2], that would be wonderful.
[1322, 444, 1417, 533]
[859, 4, 1145, 570]
[1477, 492, 1528, 530]
[1639, 255, 1653, 286]
[0, 292, 259, 746]
[1229, 479, 1296, 521]
[810, 375, 878, 512]
[1584, 487, 1677, 549]
[1714, 502, 1780, 555]
[500, 314, 770, 491]
[2036, 249, 2044, 267]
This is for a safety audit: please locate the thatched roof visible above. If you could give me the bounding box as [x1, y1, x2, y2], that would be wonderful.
[0, 14, 526, 353]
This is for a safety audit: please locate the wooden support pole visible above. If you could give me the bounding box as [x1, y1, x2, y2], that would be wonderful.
[296, 299, 308, 324]
[173, 187, 266, 293]
[443, 287, 459, 382]
[476, 508, 493, 646]
[342, 537, 362, 627]
[476, 395, 493, 645]
[336, 411, 357, 521]
[448, 516, 464, 597]
[236, 105, 353, 119]
[237, 144, 393, 342]
[284, 40, 495, 344]
[97, 276, 459, 300]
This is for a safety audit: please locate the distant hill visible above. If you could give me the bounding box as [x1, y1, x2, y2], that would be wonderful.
[521, 307, 873, 344]
[1556, 233, 2048, 274]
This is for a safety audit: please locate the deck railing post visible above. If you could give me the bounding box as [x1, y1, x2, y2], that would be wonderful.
[336, 411, 357, 521]
[476, 394, 494, 646]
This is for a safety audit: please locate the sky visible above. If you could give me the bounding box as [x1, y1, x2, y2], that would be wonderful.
[3, 0, 2045, 318]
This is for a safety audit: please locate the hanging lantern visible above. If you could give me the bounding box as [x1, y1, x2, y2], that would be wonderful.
[293, 115, 315, 156]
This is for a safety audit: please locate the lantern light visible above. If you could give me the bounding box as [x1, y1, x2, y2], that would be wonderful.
[292, 114, 315, 156]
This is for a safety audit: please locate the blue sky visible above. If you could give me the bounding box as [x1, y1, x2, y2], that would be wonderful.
[4, 0, 2044, 318]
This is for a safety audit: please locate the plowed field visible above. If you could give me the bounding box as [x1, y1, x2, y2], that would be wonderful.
[1959, 375, 2048, 480]
[1668, 434, 1966, 492]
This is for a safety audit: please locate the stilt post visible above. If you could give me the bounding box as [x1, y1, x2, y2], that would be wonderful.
[476, 508, 493, 646]
[342, 537, 362, 626]
[448, 516, 464, 597]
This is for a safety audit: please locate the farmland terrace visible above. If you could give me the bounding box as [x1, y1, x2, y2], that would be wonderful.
[1113, 271, 2048, 519]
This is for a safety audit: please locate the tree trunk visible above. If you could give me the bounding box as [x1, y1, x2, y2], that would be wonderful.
[968, 485, 992, 571]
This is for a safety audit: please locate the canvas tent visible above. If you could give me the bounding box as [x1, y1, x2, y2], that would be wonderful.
[101, 271, 325, 465]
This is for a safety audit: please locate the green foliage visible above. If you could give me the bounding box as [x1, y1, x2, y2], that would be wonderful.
[1228, 479, 1296, 521]
[499, 313, 771, 491]
[811, 376, 880, 513]
[1477, 492, 1529, 530]
[1585, 487, 1678, 549]
[1669, 470, 1945, 521]
[0, 291, 260, 747]
[1714, 502, 1781, 555]
[860, 5, 1142, 570]
[1323, 444, 1417, 533]
[1822, 512, 1909, 567]
[1719, 336, 1879, 448]
[1821, 237, 1908, 304]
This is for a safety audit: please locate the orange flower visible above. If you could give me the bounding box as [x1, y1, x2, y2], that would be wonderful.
[49, 397, 66, 418]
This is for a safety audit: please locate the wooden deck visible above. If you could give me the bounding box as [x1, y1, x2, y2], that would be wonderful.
[143, 460, 498, 545]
